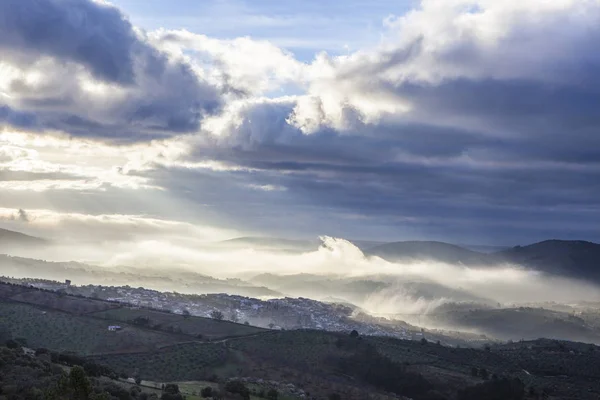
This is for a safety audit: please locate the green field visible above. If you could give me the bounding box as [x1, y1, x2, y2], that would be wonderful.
[3, 281, 600, 399]
[90, 307, 266, 340]
[0, 302, 183, 355]
[88, 342, 229, 381]
[230, 330, 340, 371]
[0, 284, 119, 314]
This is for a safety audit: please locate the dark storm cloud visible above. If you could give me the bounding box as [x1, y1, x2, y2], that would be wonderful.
[0, 0, 137, 84]
[169, 64, 600, 242]
[1, 0, 599, 244]
[0, 105, 38, 129]
[0, 0, 222, 141]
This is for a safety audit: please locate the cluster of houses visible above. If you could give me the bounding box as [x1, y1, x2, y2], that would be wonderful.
[10, 278, 417, 340]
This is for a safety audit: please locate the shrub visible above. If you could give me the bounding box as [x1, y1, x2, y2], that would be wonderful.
[200, 387, 213, 398]
[266, 388, 278, 400]
[224, 380, 250, 400]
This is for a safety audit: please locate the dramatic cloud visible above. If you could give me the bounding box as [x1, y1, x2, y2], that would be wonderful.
[0, 0, 222, 140]
[0, 0, 599, 244]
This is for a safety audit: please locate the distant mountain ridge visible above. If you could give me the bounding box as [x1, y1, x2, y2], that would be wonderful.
[496, 240, 600, 282]
[367, 238, 600, 284]
[365, 240, 493, 266]
[0, 228, 47, 247]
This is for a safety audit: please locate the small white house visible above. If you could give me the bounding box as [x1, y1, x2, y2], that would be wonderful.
[108, 325, 122, 332]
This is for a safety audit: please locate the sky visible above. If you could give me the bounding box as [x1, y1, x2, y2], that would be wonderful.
[0, 0, 600, 246]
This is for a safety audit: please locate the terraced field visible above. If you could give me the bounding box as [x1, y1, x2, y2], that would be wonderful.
[0, 301, 183, 355]
[88, 342, 229, 381]
[0, 283, 119, 314]
[90, 307, 266, 339]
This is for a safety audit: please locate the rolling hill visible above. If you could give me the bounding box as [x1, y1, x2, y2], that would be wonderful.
[4, 280, 600, 399]
[365, 239, 600, 284]
[496, 240, 600, 282]
[0, 227, 47, 247]
[365, 241, 493, 266]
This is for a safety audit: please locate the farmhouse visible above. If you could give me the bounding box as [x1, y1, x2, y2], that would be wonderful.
[107, 325, 122, 331]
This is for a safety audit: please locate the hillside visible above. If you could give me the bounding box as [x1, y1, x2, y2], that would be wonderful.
[428, 303, 600, 344]
[0, 281, 265, 355]
[366, 241, 492, 265]
[0, 254, 281, 298]
[0, 227, 47, 247]
[497, 240, 600, 282]
[4, 281, 600, 399]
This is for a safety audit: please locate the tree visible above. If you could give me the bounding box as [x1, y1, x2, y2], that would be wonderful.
[244, 321, 250, 325]
[479, 368, 489, 380]
[229, 312, 239, 323]
[164, 384, 180, 395]
[135, 377, 142, 385]
[458, 378, 524, 400]
[420, 338, 428, 345]
[161, 384, 183, 400]
[210, 310, 224, 320]
[200, 387, 213, 398]
[266, 388, 279, 400]
[268, 323, 276, 329]
[69, 366, 92, 400]
[182, 309, 191, 319]
[224, 380, 250, 400]
[349, 330, 359, 338]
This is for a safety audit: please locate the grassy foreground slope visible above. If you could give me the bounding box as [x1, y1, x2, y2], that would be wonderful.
[4, 281, 600, 399]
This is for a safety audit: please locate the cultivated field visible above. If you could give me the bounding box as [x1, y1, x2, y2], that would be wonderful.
[0, 301, 183, 355]
[0, 283, 119, 314]
[88, 342, 229, 381]
[90, 307, 266, 340]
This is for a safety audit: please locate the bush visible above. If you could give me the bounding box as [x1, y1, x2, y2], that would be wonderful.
[224, 380, 250, 400]
[200, 386, 213, 398]
[458, 378, 525, 400]
[479, 368, 489, 380]
[161, 384, 184, 400]
[210, 311, 224, 321]
[266, 388, 278, 400]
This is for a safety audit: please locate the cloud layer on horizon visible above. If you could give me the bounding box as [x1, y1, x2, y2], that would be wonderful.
[1, 0, 600, 244]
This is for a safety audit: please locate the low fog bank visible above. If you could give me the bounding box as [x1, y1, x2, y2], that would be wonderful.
[2, 236, 600, 311]
[4, 235, 600, 344]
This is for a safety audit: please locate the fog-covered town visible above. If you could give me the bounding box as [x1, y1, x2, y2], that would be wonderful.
[1, 276, 461, 342]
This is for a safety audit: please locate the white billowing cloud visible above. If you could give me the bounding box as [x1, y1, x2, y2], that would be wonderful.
[0, 0, 222, 139]
[0, 131, 160, 191]
[247, 184, 287, 192]
[150, 29, 308, 96]
[288, 0, 600, 133]
[198, 96, 301, 148]
[0, 207, 237, 245]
